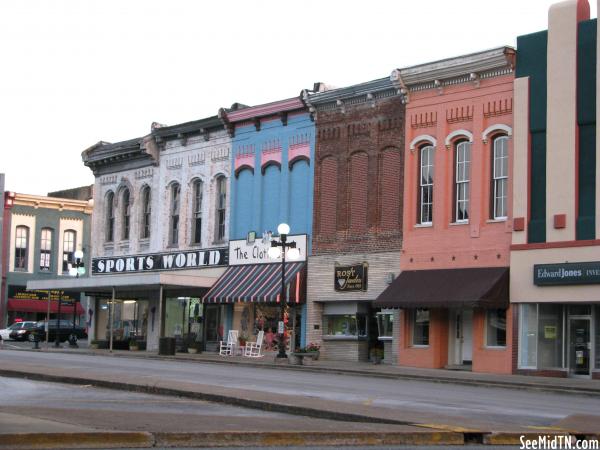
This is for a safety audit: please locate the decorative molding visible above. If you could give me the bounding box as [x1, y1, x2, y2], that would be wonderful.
[446, 105, 473, 124]
[348, 122, 370, 137]
[135, 168, 153, 179]
[166, 157, 183, 170]
[378, 117, 404, 132]
[318, 127, 341, 141]
[410, 112, 437, 129]
[100, 175, 117, 185]
[188, 152, 206, 166]
[483, 98, 513, 118]
[444, 129, 473, 149]
[409, 135, 437, 151]
[482, 124, 513, 144]
[210, 147, 230, 162]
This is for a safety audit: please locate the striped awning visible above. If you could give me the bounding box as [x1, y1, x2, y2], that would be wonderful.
[202, 262, 306, 304]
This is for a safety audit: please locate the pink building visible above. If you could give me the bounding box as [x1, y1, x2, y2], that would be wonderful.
[376, 48, 516, 373]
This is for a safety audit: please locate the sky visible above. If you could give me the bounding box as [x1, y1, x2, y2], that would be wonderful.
[0, 0, 597, 196]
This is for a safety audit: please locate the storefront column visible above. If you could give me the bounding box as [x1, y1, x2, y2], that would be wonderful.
[158, 285, 165, 338]
[109, 287, 115, 353]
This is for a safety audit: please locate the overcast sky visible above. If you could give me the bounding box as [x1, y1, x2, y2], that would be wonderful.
[1, 0, 596, 196]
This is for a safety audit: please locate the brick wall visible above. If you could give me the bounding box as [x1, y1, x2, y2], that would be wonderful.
[312, 98, 405, 254]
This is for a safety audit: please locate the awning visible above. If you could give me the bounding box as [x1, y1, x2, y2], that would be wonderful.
[7, 298, 85, 315]
[203, 262, 306, 303]
[374, 267, 509, 309]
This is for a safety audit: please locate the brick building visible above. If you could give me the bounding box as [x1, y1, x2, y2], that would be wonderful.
[376, 48, 516, 374]
[303, 79, 404, 362]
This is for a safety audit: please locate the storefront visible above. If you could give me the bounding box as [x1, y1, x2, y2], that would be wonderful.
[376, 267, 513, 373]
[203, 234, 307, 352]
[307, 252, 401, 363]
[6, 287, 84, 324]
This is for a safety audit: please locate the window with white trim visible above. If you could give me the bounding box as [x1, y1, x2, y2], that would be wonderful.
[485, 308, 507, 347]
[418, 145, 434, 224]
[192, 179, 203, 244]
[40, 228, 53, 271]
[454, 141, 471, 222]
[141, 186, 151, 239]
[215, 176, 227, 242]
[14, 226, 29, 270]
[62, 230, 76, 272]
[412, 308, 430, 346]
[169, 183, 180, 246]
[492, 136, 508, 219]
[106, 192, 115, 242]
[121, 188, 131, 240]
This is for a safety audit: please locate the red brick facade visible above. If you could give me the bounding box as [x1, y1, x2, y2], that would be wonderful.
[312, 99, 405, 254]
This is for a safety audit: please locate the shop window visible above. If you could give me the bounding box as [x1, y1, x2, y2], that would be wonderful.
[519, 304, 538, 368]
[97, 299, 149, 341]
[376, 312, 393, 339]
[595, 306, 600, 369]
[412, 308, 429, 346]
[485, 309, 506, 347]
[323, 314, 367, 338]
[492, 135, 508, 219]
[418, 145, 434, 224]
[14, 225, 29, 270]
[140, 186, 151, 239]
[454, 141, 471, 222]
[105, 192, 115, 242]
[62, 230, 76, 272]
[169, 183, 180, 246]
[192, 179, 203, 244]
[121, 188, 131, 240]
[215, 175, 227, 242]
[568, 305, 591, 316]
[538, 304, 564, 369]
[39, 228, 53, 271]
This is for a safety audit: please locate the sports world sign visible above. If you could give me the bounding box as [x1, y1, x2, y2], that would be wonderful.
[334, 263, 368, 292]
[92, 248, 228, 275]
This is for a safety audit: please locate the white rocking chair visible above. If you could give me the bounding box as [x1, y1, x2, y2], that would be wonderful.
[219, 329, 238, 356]
[244, 330, 264, 358]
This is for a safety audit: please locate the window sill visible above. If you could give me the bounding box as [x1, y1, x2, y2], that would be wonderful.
[377, 336, 393, 341]
[486, 218, 507, 223]
[414, 223, 432, 228]
[483, 346, 507, 350]
[449, 221, 469, 226]
[167, 244, 179, 249]
[411, 344, 430, 348]
[322, 335, 367, 341]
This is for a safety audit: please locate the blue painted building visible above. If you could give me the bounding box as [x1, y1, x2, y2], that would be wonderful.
[212, 97, 315, 348]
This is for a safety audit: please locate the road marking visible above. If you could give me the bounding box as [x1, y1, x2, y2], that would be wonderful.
[417, 423, 480, 432]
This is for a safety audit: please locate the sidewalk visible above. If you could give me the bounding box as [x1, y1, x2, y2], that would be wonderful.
[7, 344, 600, 396]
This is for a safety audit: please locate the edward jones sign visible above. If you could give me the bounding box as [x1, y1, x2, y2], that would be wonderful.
[534, 262, 600, 286]
[92, 248, 228, 275]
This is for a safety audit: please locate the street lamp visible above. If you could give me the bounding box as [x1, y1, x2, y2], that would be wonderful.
[269, 223, 299, 359]
[67, 250, 85, 348]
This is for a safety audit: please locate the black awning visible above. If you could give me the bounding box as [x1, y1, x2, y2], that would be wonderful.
[374, 267, 509, 309]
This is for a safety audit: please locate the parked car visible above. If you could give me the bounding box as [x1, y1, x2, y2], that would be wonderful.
[0, 321, 38, 341]
[10, 320, 87, 342]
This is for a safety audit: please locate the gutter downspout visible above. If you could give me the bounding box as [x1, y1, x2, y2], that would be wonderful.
[109, 287, 115, 353]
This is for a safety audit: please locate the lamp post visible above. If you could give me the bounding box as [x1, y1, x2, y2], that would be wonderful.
[268, 223, 300, 359]
[67, 250, 85, 348]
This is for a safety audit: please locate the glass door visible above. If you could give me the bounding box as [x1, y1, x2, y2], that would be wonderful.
[569, 318, 591, 377]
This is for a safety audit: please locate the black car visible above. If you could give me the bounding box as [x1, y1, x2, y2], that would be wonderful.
[11, 320, 87, 342]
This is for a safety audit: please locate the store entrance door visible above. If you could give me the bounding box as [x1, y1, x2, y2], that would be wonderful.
[448, 308, 473, 367]
[204, 305, 222, 352]
[568, 318, 591, 377]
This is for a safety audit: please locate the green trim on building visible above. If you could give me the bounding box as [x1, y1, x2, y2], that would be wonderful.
[577, 19, 597, 240]
[517, 30, 548, 243]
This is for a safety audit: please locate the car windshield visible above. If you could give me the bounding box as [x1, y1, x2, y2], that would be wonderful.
[9, 323, 22, 330]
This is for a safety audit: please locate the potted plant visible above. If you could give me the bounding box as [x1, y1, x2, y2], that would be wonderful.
[129, 338, 139, 351]
[370, 347, 384, 365]
[188, 341, 202, 354]
[89, 339, 99, 350]
[238, 335, 248, 348]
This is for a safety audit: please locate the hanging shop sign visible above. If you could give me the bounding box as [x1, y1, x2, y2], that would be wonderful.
[92, 248, 228, 275]
[229, 234, 307, 266]
[334, 263, 368, 292]
[7, 286, 78, 302]
[533, 262, 600, 286]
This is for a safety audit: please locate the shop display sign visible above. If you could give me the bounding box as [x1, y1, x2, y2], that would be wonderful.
[92, 248, 228, 275]
[8, 286, 78, 302]
[533, 262, 600, 286]
[334, 263, 368, 292]
[229, 234, 307, 266]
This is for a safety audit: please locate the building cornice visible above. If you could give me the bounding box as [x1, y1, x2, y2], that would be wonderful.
[12, 193, 93, 214]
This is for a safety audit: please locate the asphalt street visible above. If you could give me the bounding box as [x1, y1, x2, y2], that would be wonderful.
[1, 349, 598, 432]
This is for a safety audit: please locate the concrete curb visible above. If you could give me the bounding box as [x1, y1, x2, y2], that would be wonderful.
[0, 369, 413, 426]
[0, 432, 153, 449]
[9, 347, 600, 397]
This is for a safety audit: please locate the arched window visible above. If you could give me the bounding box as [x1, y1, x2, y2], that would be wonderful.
[106, 192, 115, 242]
[40, 228, 53, 271]
[418, 145, 434, 224]
[454, 141, 471, 222]
[492, 135, 509, 220]
[192, 180, 203, 244]
[121, 188, 131, 240]
[215, 176, 227, 242]
[169, 183, 181, 245]
[141, 186, 151, 239]
[62, 230, 76, 272]
[14, 225, 29, 270]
